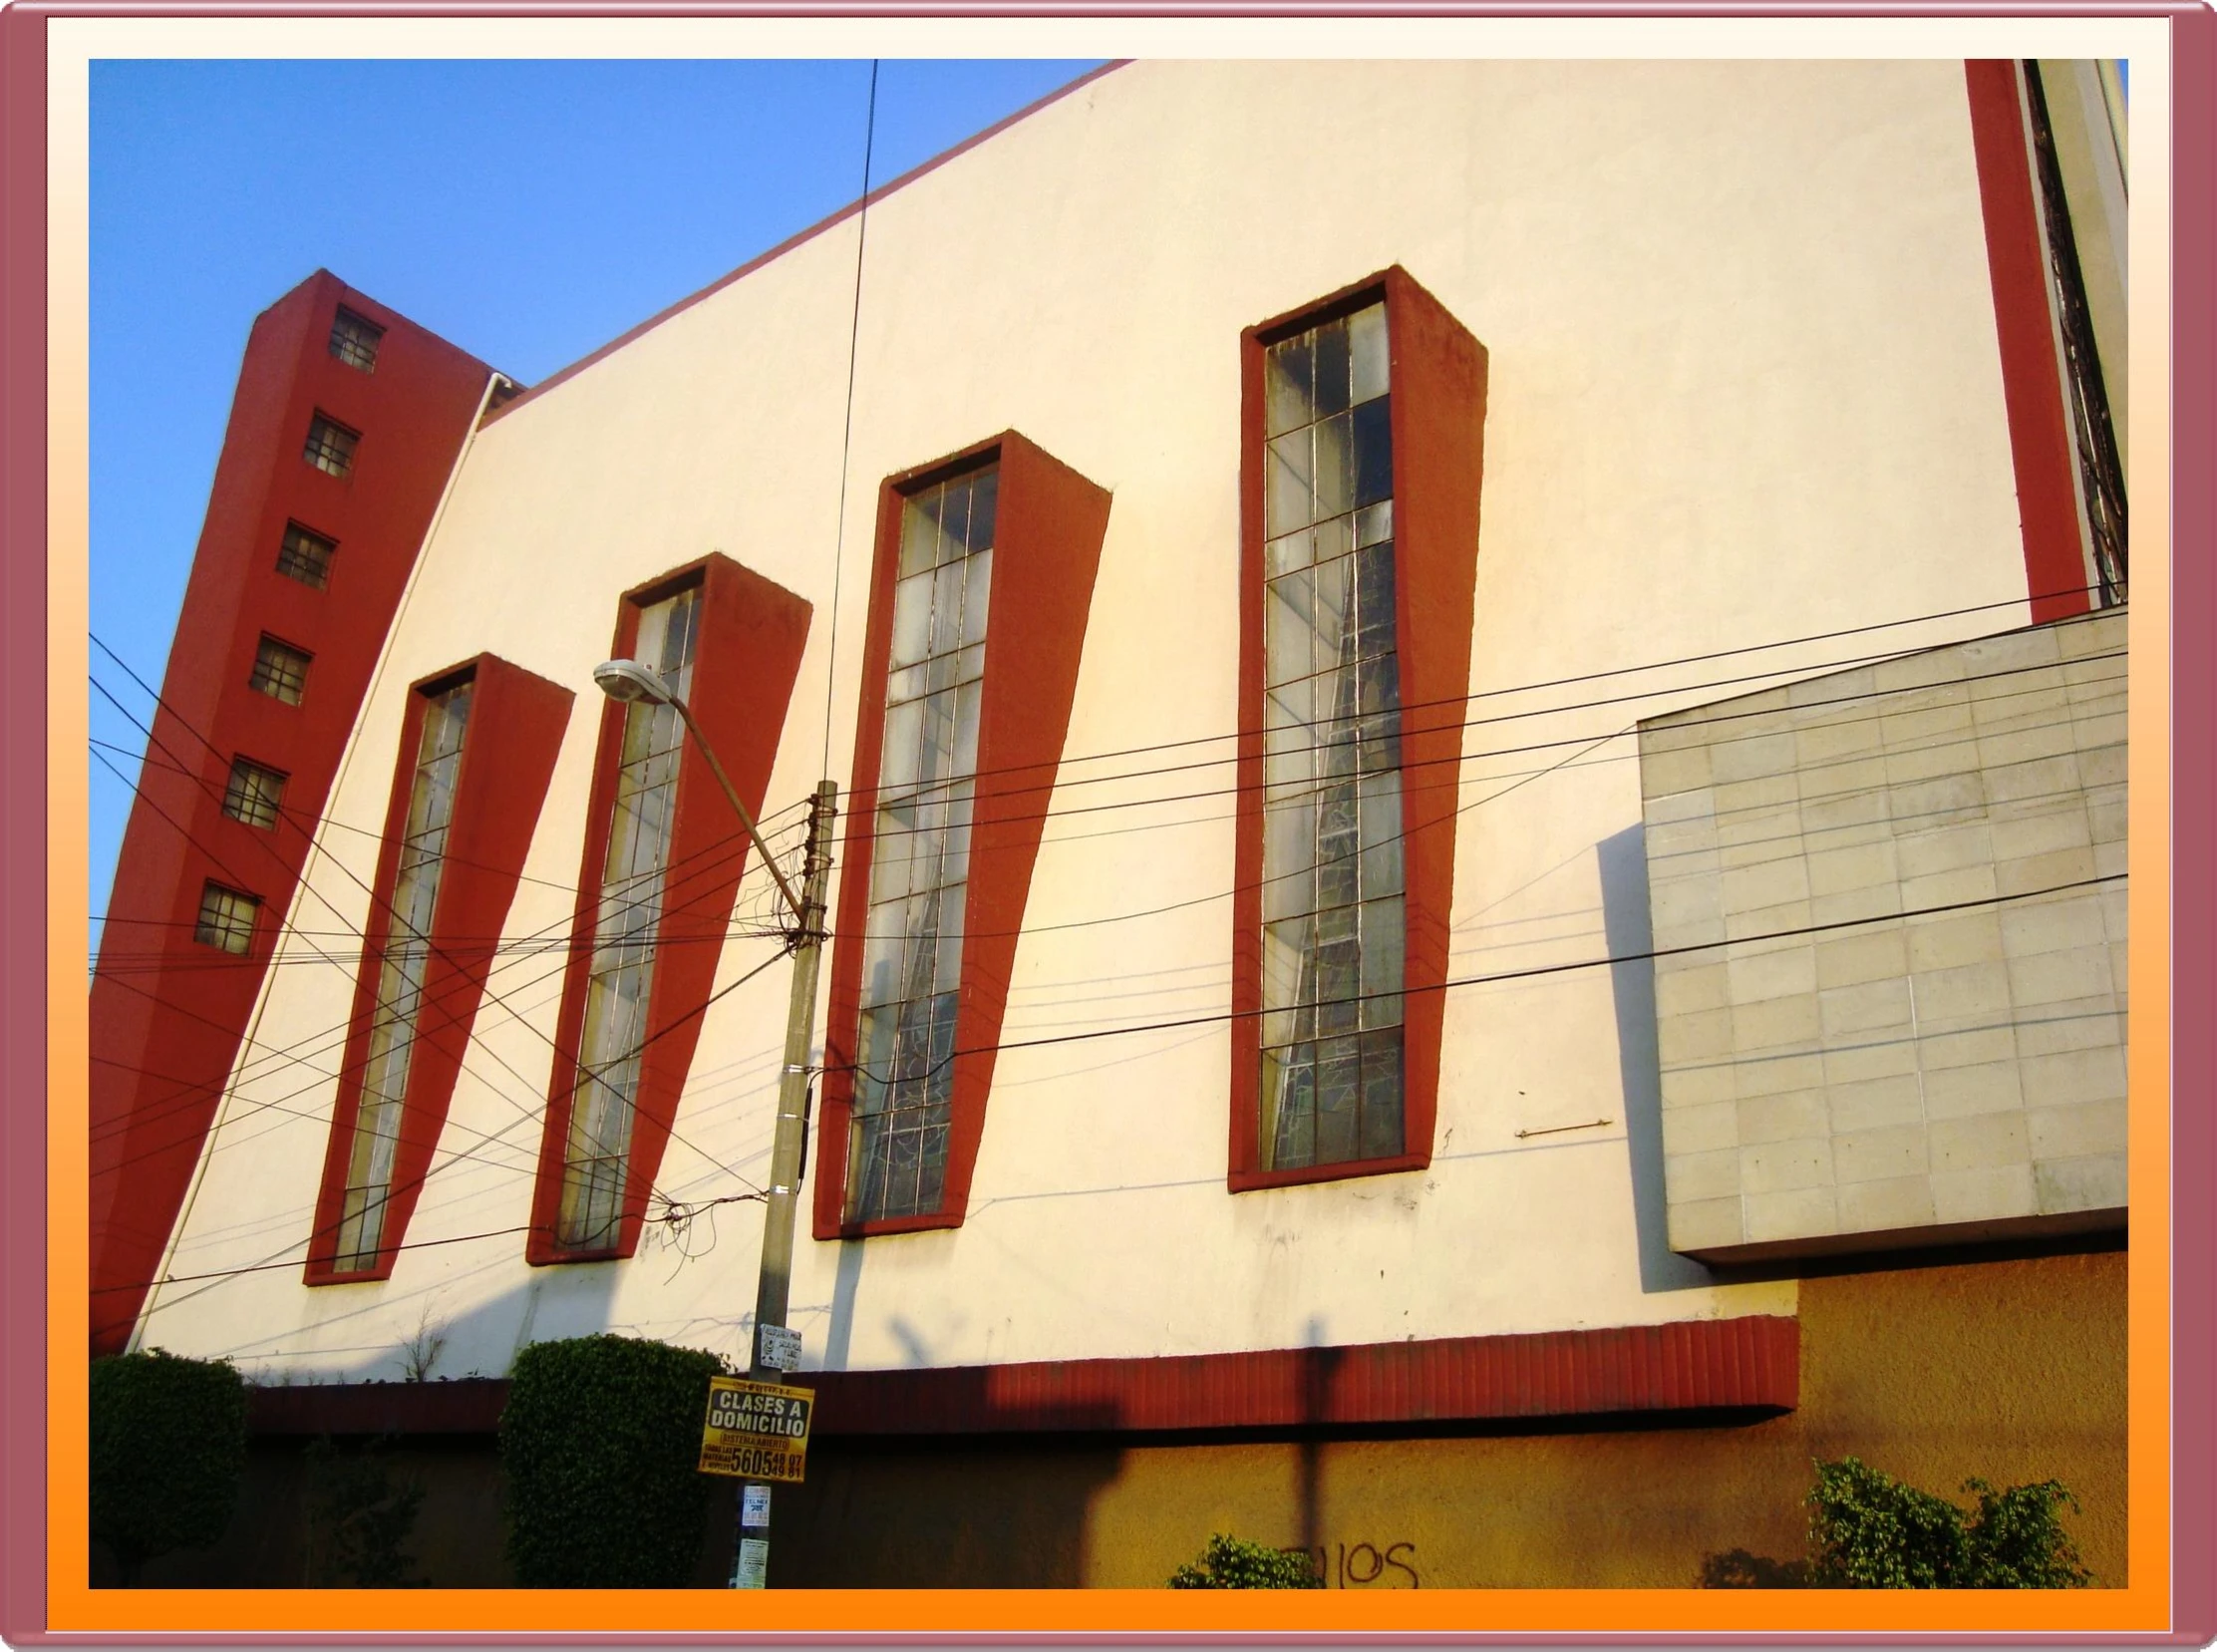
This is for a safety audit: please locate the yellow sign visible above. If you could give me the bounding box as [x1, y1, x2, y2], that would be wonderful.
[698, 1377, 814, 1483]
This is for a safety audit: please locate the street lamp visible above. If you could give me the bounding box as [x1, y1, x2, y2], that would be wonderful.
[592, 660, 804, 925]
[593, 657, 837, 1590]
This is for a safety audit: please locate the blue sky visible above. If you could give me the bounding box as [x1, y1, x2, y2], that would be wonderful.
[87, 58, 1105, 947]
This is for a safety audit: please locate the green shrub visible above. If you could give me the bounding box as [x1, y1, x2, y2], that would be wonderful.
[1806, 1457, 2091, 1588]
[498, 1334, 728, 1587]
[90, 1349, 247, 1585]
[1956, 1477, 2094, 1589]
[1168, 1533, 1323, 1589]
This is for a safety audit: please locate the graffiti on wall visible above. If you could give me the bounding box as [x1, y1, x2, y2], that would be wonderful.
[1288, 1540, 1421, 1588]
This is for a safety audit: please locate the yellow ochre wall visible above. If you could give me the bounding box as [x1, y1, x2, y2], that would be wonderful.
[780, 1247, 2126, 1589]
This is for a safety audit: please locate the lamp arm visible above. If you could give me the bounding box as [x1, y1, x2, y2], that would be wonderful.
[665, 693, 806, 927]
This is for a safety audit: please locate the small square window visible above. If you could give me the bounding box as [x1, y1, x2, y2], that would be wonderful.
[304, 413, 359, 478]
[276, 521, 336, 589]
[329, 308, 383, 373]
[222, 758, 287, 829]
[249, 635, 312, 705]
[194, 881, 260, 954]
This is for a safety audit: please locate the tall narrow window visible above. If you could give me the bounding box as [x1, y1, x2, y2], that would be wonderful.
[1258, 301, 1407, 1170]
[330, 679, 472, 1272]
[558, 584, 703, 1250]
[303, 413, 359, 478]
[846, 465, 997, 1222]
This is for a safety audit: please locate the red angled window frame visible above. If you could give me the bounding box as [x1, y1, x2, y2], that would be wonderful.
[305, 653, 574, 1283]
[1228, 266, 1489, 1192]
[527, 553, 812, 1265]
[813, 432, 1111, 1240]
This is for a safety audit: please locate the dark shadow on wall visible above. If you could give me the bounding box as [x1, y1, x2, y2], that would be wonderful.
[774, 1381, 1124, 1587]
[1595, 824, 1717, 1296]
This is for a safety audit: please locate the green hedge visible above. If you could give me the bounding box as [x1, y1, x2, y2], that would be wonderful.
[90, 1350, 246, 1584]
[498, 1334, 729, 1587]
[1168, 1533, 1324, 1588]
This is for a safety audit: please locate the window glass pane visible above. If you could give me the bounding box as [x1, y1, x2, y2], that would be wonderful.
[1313, 318, 1352, 418]
[222, 759, 286, 829]
[1267, 528, 1311, 579]
[1256, 300, 1406, 1170]
[1266, 430, 1313, 537]
[193, 882, 259, 954]
[961, 547, 993, 648]
[890, 570, 934, 669]
[331, 681, 472, 1270]
[249, 637, 311, 705]
[1265, 334, 1315, 438]
[277, 522, 335, 588]
[303, 414, 358, 478]
[931, 557, 967, 657]
[329, 308, 384, 372]
[849, 464, 998, 1222]
[1314, 411, 1355, 520]
[1353, 396, 1394, 507]
[557, 587, 700, 1250]
[1351, 304, 1390, 405]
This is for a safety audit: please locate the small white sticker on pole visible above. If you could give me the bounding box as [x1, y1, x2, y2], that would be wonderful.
[758, 1324, 802, 1372]
[734, 1536, 769, 1590]
[741, 1484, 772, 1528]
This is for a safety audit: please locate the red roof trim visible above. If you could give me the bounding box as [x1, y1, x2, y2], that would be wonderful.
[480, 60, 1130, 428]
[243, 1317, 1796, 1438]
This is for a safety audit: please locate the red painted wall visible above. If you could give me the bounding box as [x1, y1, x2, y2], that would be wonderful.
[1964, 61, 2092, 624]
[88, 271, 493, 1355]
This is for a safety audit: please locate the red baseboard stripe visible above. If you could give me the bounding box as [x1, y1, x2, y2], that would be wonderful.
[243, 1316, 1797, 1439]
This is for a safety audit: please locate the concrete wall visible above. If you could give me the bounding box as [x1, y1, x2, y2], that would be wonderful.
[141, 59, 2043, 1382]
[1643, 609, 2127, 1259]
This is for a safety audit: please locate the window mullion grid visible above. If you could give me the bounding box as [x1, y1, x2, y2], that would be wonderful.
[1258, 302, 1405, 1173]
[332, 686, 469, 1271]
[849, 471, 993, 1223]
[559, 591, 698, 1250]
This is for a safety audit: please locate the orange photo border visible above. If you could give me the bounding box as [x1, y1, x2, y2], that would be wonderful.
[36, 15, 2188, 1642]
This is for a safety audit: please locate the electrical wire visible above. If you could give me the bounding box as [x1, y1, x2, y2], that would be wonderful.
[819, 58, 879, 781]
[100, 866, 2128, 1314]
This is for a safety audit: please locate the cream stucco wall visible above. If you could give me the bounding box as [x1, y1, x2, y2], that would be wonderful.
[143, 58, 2039, 1381]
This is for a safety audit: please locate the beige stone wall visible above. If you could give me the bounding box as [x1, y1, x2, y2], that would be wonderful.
[1641, 610, 2127, 1259]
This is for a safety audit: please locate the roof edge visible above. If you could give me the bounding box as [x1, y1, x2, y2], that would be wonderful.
[481, 58, 1129, 429]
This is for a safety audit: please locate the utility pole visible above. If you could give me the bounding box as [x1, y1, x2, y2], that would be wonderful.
[589, 661, 836, 1591]
[729, 776, 836, 1590]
